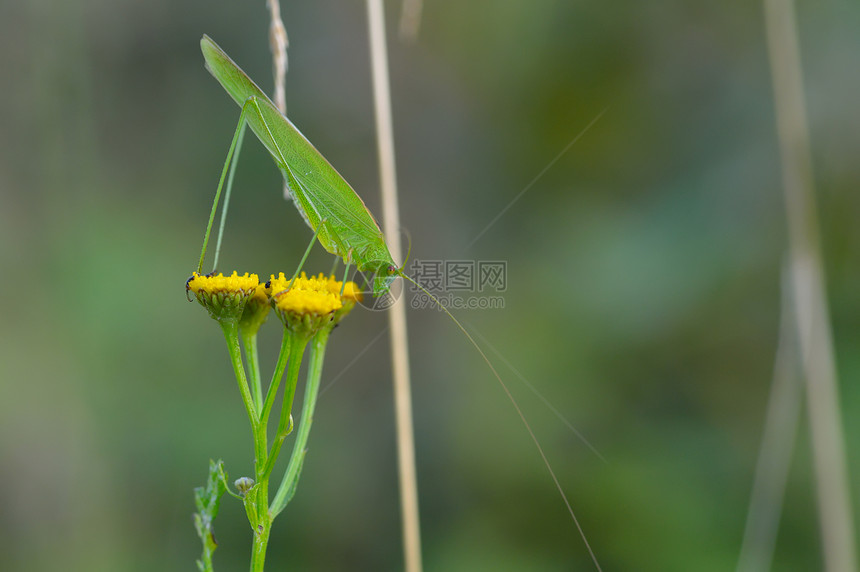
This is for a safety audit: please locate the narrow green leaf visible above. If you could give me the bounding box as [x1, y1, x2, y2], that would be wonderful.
[193, 460, 229, 572]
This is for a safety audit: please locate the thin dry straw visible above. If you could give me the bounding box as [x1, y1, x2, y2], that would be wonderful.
[737, 263, 802, 572]
[266, 0, 288, 115]
[266, 0, 293, 204]
[366, 1, 423, 571]
[398, 0, 423, 42]
[763, 0, 857, 570]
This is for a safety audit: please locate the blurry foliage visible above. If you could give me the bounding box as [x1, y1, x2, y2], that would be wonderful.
[1, 0, 858, 570]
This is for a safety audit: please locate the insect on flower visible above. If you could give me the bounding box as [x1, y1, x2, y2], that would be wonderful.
[199, 35, 399, 297]
[196, 35, 601, 568]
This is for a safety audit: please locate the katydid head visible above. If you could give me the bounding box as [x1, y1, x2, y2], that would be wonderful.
[371, 263, 400, 297]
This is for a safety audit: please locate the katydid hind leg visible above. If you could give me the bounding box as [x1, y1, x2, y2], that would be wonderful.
[197, 101, 256, 274]
[243, 98, 344, 260]
[212, 121, 247, 272]
[244, 97, 377, 269]
[240, 96, 307, 217]
[246, 96, 308, 217]
[238, 96, 379, 272]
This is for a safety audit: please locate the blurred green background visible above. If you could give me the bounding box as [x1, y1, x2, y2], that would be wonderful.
[1, 0, 858, 570]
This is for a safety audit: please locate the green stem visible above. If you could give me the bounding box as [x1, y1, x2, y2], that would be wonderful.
[247, 329, 311, 572]
[241, 329, 264, 412]
[261, 332, 309, 479]
[260, 330, 292, 429]
[270, 327, 330, 518]
[222, 321, 267, 484]
[249, 505, 270, 572]
[219, 321, 271, 572]
[219, 321, 259, 434]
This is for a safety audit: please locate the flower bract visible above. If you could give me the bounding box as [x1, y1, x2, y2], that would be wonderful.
[187, 271, 260, 322]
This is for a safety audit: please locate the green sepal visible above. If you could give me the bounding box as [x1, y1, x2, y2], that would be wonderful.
[242, 483, 262, 530]
[193, 288, 251, 324]
[239, 293, 270, 338]
[193, 459, 229, 572]
[272, 301, 334, 339]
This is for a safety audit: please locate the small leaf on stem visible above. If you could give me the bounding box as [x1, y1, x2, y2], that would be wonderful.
[194, 460, 229, 572]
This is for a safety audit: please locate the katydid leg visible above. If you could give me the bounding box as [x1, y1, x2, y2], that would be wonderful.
[286, 220, 326, 287]
[212, 122, 247, 272]
[340, 253, 352, 296]
[197, 100, 257, 274]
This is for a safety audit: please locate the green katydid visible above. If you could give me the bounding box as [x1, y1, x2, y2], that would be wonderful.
[198, 34, 398, 297]
[197, 34, 601, 568]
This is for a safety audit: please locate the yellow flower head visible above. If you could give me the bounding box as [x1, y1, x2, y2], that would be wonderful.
[320, 274, 364, 324]
[187, 271, 259, 295]
[268, 272, 341, 312]
[186, 271, 260, 322]
[321, 274, 364, 305]
[266, 272, 363, 334]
